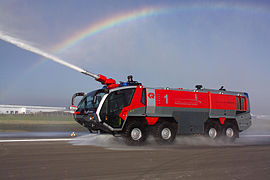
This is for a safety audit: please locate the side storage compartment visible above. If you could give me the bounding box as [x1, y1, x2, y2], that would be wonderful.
[172, 111, 208, 135]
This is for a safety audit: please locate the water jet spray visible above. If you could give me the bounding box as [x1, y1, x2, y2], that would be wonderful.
[0, 31, 118, 88]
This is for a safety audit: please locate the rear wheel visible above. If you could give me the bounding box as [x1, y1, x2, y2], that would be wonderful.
[153, 121, 177, 144]
[222, 122, 238, 143]
[204, 120, 221, 140]
[122, 121, 148, 146]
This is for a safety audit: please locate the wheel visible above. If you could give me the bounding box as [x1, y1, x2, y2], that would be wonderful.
[153, 121, 177, 144]
[204, 120, 221, 140]
[122, 121, 148, 146]
[222, 122, 238, 143]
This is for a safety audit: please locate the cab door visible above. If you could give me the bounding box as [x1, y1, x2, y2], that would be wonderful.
[100, 88, 135, 128]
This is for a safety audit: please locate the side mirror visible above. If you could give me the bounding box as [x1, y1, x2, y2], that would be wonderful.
[71, 92, 85, 105]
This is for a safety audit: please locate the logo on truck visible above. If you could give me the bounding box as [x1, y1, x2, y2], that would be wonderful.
[148, 93, 155, 99]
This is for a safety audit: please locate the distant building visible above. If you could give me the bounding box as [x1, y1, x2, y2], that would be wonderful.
[0, 105, 67, 114]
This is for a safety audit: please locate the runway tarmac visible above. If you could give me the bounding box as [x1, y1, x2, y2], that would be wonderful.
[0, 134, 270, 180]
[0, 117, 270, 179]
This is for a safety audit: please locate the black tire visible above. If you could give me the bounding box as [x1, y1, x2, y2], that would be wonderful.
[153, 121, 177, 144]
[204, 120, 222, 140]
[221, 122, 238, 143]
[122, 121, 148, 146]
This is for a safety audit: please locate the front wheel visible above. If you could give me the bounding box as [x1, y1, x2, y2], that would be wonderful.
[122, 121, 148, 146]
[153, 121, 177, 144]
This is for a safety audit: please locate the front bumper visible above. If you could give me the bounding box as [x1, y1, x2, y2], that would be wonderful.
[74, 113, 111, 133]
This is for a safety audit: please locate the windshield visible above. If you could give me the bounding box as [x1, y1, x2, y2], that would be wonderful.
[77, 90, 106, 111]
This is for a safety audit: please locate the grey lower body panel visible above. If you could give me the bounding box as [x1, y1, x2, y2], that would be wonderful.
[209, 109, 236, 119]
[173, 111, 209, 135]
[149, 107, 209, 117]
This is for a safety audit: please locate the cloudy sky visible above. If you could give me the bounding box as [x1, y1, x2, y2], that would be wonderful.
[0, 0, 269, 114]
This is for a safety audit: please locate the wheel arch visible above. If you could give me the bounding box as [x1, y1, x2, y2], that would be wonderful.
[156, 117, 178, 125]
[121, 117, 149, 145]
[205, 118, 237, 129]
[122, 116, 148, 131]
[224, 118, 239, 131]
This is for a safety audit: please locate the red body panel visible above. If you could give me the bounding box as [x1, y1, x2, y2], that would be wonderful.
[155, 89, 238, 110]
[210, 93, 236, 110]
[156, 89, 209, 109]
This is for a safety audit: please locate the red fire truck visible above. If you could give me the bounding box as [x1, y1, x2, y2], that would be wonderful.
[0, 32, 251, 145]
[71, 74, 251, 145]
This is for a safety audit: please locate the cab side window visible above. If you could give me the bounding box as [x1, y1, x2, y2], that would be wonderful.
[108, 92, 126, 113]
[107, 88, 135, 113]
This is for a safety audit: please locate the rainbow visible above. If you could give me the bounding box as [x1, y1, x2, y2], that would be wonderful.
[53, 6, 163, 53]
[51, 2, 268, 53]
[13, 2, 270, 77]
[26, 5, 165, 72]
